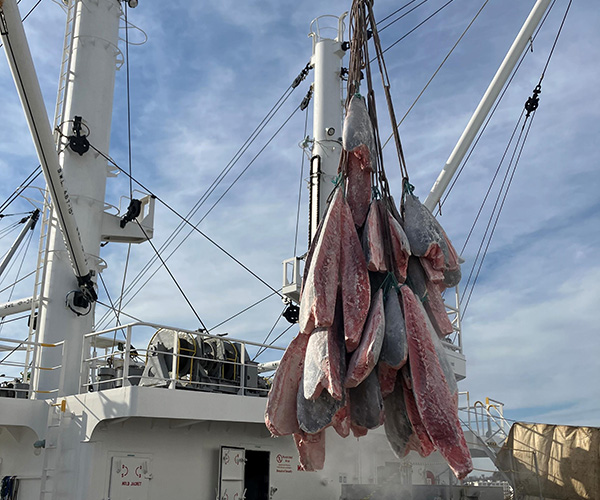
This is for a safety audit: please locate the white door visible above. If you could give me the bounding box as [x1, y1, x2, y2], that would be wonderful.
[219, 446, 245, 500]
[108, 454, 152, 500]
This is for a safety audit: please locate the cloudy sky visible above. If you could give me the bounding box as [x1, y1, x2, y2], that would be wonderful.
[1, 0, 598, 430]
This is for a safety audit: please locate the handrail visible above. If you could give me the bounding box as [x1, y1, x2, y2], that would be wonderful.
[80, 322, 282, 396]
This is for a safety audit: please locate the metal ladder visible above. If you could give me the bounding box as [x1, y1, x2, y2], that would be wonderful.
[52, 0, 77, 143]
[38, 401, 65, 500]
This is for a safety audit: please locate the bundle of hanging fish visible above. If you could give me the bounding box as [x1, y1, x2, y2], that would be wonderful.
[264, 93, 473, 480]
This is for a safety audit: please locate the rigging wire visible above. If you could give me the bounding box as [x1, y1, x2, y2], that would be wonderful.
[377, 0, 455, 58]
[460, 110, 529, 309]
[134, 220, 209, 331]
[461, 114, 537, 318]
[381, 0, 490, 150]
[0, 0, 43, 49]
[293, 107, 310, 257]
[0, 228, 34, 337]
[252, 306, 286, 361]
[95, 102, 303, 329]
[0, 166, 42, 215]
[209, 288, 282, 331]
[0, 270, 35, 294]
[378, 0, 430, 33]
[377, 0, 420, 25]
[460, 1, 571, 317]
[253, 323, 295, 360]
[115, 3, 134, 329]
[96, 67, 309, 328]
[438, 0, 559, 211]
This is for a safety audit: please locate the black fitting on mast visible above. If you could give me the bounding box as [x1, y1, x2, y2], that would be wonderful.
[69, 116, 90, 156]
[120, 198, 142, 228]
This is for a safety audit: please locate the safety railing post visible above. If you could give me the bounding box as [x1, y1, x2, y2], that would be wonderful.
[239, 343, 246, 396]
[123, 326, 132, 387]
[170, 330, 178, 389]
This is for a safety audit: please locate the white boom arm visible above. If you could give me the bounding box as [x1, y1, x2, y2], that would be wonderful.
[0, 0, 96, 300]
[423, 0, 552, 212]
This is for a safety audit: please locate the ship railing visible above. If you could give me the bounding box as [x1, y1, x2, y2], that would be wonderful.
[459, 392, 509, 449]
[80, 322, 286, 396]
[0, 336, 65, 398]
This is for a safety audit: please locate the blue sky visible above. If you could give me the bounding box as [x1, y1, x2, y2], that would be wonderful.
[1, 0, 598, 429]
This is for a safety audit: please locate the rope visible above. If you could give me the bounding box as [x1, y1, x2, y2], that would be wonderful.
[377, 0, 420, 25]
[252, 306, 286, 360]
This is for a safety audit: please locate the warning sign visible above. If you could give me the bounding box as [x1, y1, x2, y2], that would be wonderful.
[275, 454, 293, 473]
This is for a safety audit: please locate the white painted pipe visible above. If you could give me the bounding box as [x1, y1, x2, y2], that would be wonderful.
[0, 296, 35, 319]
[424, 0, 552, 212]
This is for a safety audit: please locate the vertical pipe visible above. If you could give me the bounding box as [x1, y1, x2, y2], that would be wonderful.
[32, 0, 122, 397]
[308, 15, 346, 242]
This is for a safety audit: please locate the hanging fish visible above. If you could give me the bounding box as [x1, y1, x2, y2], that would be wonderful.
[349, 370, 384, 433]
[265, 334, 309, 436]
[293, 431, 326, 472]
[362, 200, 387, 272]
[340, 194, 371, 351]
[297, 375, 346, 434]
[384, 370, 414, 458]
[299, 188, 344, 335]
[345, 288, 385, 388]
[343, 94, 376, 227]
[401, 285, 473, 479]
[378, 288, 408, 397]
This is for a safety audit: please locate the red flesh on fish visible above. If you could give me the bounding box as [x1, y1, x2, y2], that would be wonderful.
[362, 201, 387, 272]
[340, 195, 371, 352]
[345, 288, 385, 388]
[345, 144, 372, 227]
[298, 189, 343, 334]
[401, 286, 473, 479]
[265, 334, 310, 436]
[388, 212, 411, 284]
[293, 431, 326, 471]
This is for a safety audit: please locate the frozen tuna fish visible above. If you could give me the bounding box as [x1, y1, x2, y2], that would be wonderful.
[424, 279, 454, 337]
[401, 367, 435, 457]
[265, 334, 309, 436]
[378, 362, 398, 398]
[303, 321, 344, 401]
[299, 188, 343, 334]
[297, 376, 345, 434]
[345, 288, 385, 388]
[387, 210, 411, 284]
[340, 195, 371, 351]
[294, 431, 325, 471]
[349, 370, 384, 430]
[380, 290, 407, 369]
[343, 94, 376, 157]
[403, 194, 448, 269]
[345, 145, 373, 227]
[401, 286, 473, 479]
[384, 371, 414, 458]
[362, 201, 387, 272]
[332, 394, 351, 438]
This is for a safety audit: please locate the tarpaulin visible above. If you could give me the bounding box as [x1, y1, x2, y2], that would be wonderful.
[496, 422, 599, 500]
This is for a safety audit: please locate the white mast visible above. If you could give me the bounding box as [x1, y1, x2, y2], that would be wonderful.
[424, 0, 552, 211]
[308, 15, 346, 242]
